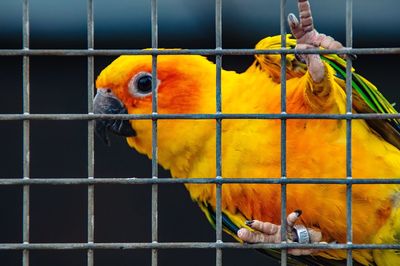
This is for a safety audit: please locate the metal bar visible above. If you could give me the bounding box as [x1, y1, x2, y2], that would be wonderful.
[1, 177, 400, 185]
[215, 0, 223, 265]
[22, 0, 30, 265]
[87, 0, 95, 265]
[2, 113, 400, 121]
[279, 0, 287, 264]
[151, 0, 158, 265]
[0, 242, 399, 250]
[1, 48, 400, 56]
[345, 0, 353, 265]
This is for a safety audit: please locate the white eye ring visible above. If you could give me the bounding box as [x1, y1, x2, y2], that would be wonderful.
[128, 72, 160, 97]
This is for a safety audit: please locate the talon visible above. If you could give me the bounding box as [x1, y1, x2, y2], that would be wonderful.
[294, 209, 302, 217]
[348, 54, 357, 60]
[287, 211, 301, 227]
[288, 13, 304, 40]
[245, 220, 254, 226]
[288, 13, 298, 25]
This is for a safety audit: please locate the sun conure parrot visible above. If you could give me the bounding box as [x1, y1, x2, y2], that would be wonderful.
[93, 0, 400, 265]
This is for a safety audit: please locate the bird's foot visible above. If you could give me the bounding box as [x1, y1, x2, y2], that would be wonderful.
[288, 0, 352, 83]
[237, 210, 325, 256]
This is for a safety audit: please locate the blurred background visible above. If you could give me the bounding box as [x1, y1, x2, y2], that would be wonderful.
[0, 0, 399, 265]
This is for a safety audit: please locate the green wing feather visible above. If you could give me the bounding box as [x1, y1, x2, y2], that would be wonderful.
[321, 54, 398, 117]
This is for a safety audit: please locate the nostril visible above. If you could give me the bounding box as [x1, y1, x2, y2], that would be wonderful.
[106, 89, 111, 93]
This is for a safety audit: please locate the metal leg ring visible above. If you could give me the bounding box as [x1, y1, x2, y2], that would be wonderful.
[292, 224, 310, 244]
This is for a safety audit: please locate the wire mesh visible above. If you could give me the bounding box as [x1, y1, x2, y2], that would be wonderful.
[1, 0, 400, 265]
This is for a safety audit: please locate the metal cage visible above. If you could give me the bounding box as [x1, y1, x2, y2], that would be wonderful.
[1, 0, 400, 266]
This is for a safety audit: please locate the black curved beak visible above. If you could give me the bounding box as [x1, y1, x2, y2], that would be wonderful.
[93, 88, 136, 145]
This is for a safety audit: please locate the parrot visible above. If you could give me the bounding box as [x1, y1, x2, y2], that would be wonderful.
[93, 0, 400, 265]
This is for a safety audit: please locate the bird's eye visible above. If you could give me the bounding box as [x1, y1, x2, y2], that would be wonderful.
[137, 75, 152, 93]
[128, 72, 157, 97]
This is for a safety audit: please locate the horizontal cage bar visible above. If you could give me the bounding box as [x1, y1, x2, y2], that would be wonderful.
[0, 48, 400, 57]
[1, 178, 400, 185]
[0, 242, 399, 250]
[1, 113, 400, 121]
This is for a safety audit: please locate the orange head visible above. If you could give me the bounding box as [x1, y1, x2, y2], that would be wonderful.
[94, 54, 220, 175]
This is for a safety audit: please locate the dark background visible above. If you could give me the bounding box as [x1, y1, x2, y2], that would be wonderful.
[0, 0, 399, 265]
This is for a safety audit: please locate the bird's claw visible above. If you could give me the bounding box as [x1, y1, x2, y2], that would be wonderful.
[237, 210, 325, 256]
[288, 0, 354, 82]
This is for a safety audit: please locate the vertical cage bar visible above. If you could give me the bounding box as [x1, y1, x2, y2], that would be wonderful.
[215, 0, 223, 266]
[279, 0, 287, 265]
[22, 0, 30, 265]
[345, 0, 353, 265]
[151, 0, 158, 265]
[87, 0, 95, 266]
